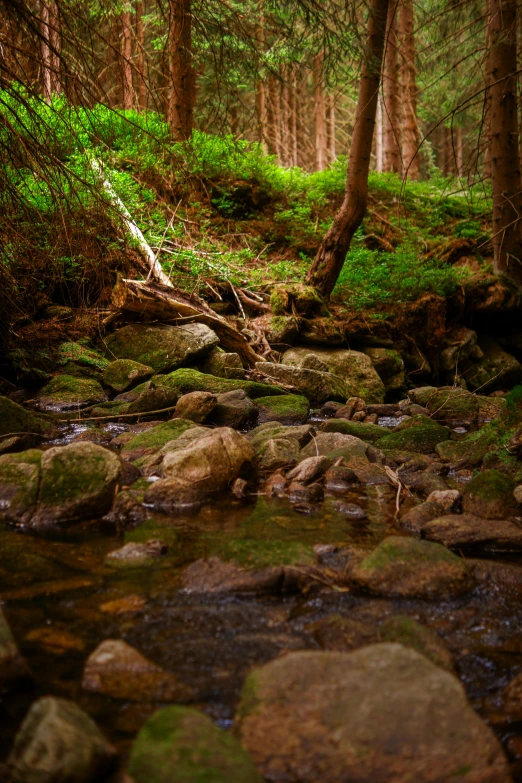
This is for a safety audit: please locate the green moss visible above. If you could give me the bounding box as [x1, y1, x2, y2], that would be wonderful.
[320, 419, 384, 443]
[216, 539, 315, 568]
[0, 396, 54, 437]
[38, 451, 109, 506]
[121, 419, 197, 456]
[103, 359, 154, 393]
[425, 388, 479, 422]
[57, 342, 109, 371]
[158, 368, 284, 399]
[375, 416, 450, 454]
[359, 536, 461, 573]
[464, 469, 515, 501]
[38, 375, 105, 406]
[254, 394, 309, 424]
[125, 518, 179, 549]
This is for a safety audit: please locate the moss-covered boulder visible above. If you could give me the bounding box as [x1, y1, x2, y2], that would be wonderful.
[254, 393, 309, 425]
[257, 436, 300, 471]
[128, 705, 262, 783]
[104, 323, 219, 373]
[56, 341, 109, 374]
[236, 645, 509, 783]
[425, 387, 480, 423]
[8, 696, 116, 783]
[270, 283, 324, 316]
[282, 347, 385, 403]
[120, 419, 197, 461]
[301, 432, 369, 460]
[265, 315, 300, 347]
[209, 389, 258, 429]
[126, 385, 179, 416]
[36, 375, 106, 411]
[320, 418, 384, 442]
[351, 536, 473, 599]
[0, 449, 42, 525]
[247, 421, 315, 451]
[462, 337, 522, 393]
[363, 347, 405, 393]
[255, 362, 351, 405]
[199, 347, 245, 379]
[379, 615, 454, 672]
[375, 415, 451, 454]
[102, 359, 154, 393]
[462, 469, 517, 519]
[435, 425, 496, 465]
[30, 442, 121, 528]
[0, 396, 54, 438]
[158, 368, 284, 399]
[89, 400, 131, 418]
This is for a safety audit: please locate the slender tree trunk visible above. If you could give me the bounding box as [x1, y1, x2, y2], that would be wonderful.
[168, 0, 194, 141]
[443, 125, 452, 175]
[306, 0, 390, 296]
[281, 65, 290, 166]
[230, 105, 238, 136]
[40, 1, 52, 102]
[290, 66, 298, 166]
[136, 1, 147, 110]
[399, 0, 420, 179]
[122, 8, 134, 110]
[382, 0, 401, 172]
[489, 0, 522, 279]
[327, 93, 336, 162]
[313, 54, 328, 171]
[256, 78, 268, 150]
[456, 126, 464, 177]
[267, 74, 281, 160]
[376, 93, 383, 171]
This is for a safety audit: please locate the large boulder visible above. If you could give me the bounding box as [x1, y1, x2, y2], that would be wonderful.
[236, 645, 509, 783]
[424, 387, 505, 425]
[462, 470, 517, 519]
[7, 696, 116, 783]
[363, 347, 405, 393]
[255, 362, 351, 405]
[144, 427, 254, 509]
[462, 337, 522, 393]
[29, 442, 121, 528]
[128, 705, 262, 783]
[282, 347, 385, 403]
[0, 396, 54, 438]
[0, 450, 43, 525]
[104, 323, 219, 373]
[102, 359, 154, 393]
[35, 375, 106, 411]
[157, 368, 284, 399]
[351, 536, 473, 599]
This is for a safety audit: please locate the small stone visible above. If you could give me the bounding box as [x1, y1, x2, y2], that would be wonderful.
[105, 540, 167, 568]
[209, 389, 258, 429]
[231, 477, 248, 498]
[173, 391, 217, 423]
[332, 500, 366, 519]
[288, 480, 324, 504]
[254, 393, 310, 426]
[426, 489, 461, 512]
[199, 347, 245, 379]
[287, 455, 332, 483]
[257, 437, 300, 472]
[264, 471, 287, 497]
[323, 465, 357, 491]
[399, 500, 446, 533]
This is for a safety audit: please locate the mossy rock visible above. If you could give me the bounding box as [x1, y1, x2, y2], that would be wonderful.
[157, 368, 284, 399]
[89, 401, 131, 418]
[121, 419, 198, 461]
[462, 469, 517, 519]
[320, 418, 384, 443]
[254, 394, 310, 426]
[351, 536, 473, 599]
[435, 425, 496, 466]
[255, 362, 351, 405]
[128, 705, 262, 783]
[36, 375, 106, 411]
[379, 616, 454, 672]
[270, 283, 325, 317]
[103, 359, 154, 393]
[0, 449, 42, 524]
[198, 347, 245, 380]
[216, 539, 315, 569]
[125, 518, 179, 550]
[59, 361, 102, 380]
[425, 388, 480, 423]
[0, 396, 55, 437]
[266, 315, 300, 347]
[299, 318, 344, 346]
[247, 422, 314, 451]
[375, 416, 451, 455]
[57, 342, 109, 372]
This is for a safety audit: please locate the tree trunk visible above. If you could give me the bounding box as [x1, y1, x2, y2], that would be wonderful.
[456, 126, 464, 178]
[306, 0, 390, 297]
[289, 66, 298, 166]
[121, 8, 134, 110]
[489, 0, 522, 279]
[40, 1, 52, 102]
[281, 65, 290, 166]
[382, 0, 401, 172]
[375, 93, 383, 171]
[313, 54, 328, 171]
[327, 93, 336, 162]
[399, 0, 420, 179]
[168, 0, 194, 141]
[136, 1, 147, 111]
[267, 74, 281, 160]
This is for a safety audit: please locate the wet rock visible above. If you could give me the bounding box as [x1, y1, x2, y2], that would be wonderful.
[105, 540, 167, 568]
[332, 500, 367, 519]
[0, 449, 42, 525]
[30, 442, 121, 528]
[126, 385, 179, 416]
[199, 346, 245, 379]
[104, 323, 219, 373]
[399, 500, 448, 533]
[0, 607, 29, 687]
[379, 615, 454, 672]
[255, 362, 351, 405]
[257, 437, 300, 472]
[320, 400, 343, 418]
[102, 359, 154, 393]
[282, 347, 386, 403]
[375, 414, 451, 455]
[36, 375, 107, 411]
[157, 368, 283, 399]
[336, 396, 367, 419]
[247, 421, 314, 450]
[308, 614, 377, 651]
[423, 513, 522, 550]
[120, 419, 197, 462]
[0, 396, 55, 438]
[287, 455, 332, 483]
[503, 673, 522, 720]
[236, 644, 509, 783]
[462, 470, 517, 519]
[208, 389, 258, 429]
[144, 428, 254, 509]
[436, 425, 495, 466]
[128, 705, 262, 783]
[351, 536, 473, 599]
[401, 471, 449, 497]
[301, 432, 368, 461]
[363, 347, 405, 393]
[254, 393, 310, 425]
[82, 639, 185, 702]
[173, 391, 217, 423]
[320, 418, 384, 442]
[7, 696, 116, 783]
[323, 464, 357, 492]
[266, 315, 300, 347]
[427, 488, 461, 511]
[264, 470, 287, 497]
[287, 480, 324, 504]
[462, 337, 522, 394]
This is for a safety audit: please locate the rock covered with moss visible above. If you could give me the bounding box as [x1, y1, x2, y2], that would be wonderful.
[157, 367, 284, 399]
[128, 705, 262, 783]
[266, 315, 300, 347]
[255, 362, 351, 405]
[199, 346, 245, 379]
[320, 418, 384, 442]
[119, 419, 197, 462]
[56, 341, 109, 375]
[462, 469, 517, 519]
[102, 358, 154, 393]
[36, 375, 107, 411]
[375, 414, 450, 454]
[254, 393, 310, 425]
[0, 396, 55, 438]
[0, 449, 43, 525]
[379, 615, 454, 672]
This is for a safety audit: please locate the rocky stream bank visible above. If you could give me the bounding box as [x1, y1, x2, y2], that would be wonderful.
[3, 308, 522, 782]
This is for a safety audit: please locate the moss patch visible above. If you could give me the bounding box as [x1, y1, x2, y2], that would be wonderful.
[376, 416, 450, 454]
[38, 375, 106, 409]
[121, 419, 197, 458]
[57, 342, 109, 372]
[216, 539, 315, 569]
[0, 396, 54, 437]
[320, 419, 384, 443]
[158, 368, 284, 399]
[254, 394, 309, 425]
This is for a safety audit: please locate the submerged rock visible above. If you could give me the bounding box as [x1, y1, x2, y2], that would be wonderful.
[236, 645, 509, 783]
[351, 536, 473, 599]
[128, 705, 262, 783]
[104, 323, 219, 373]
[104, 540, 168, 568]
[254, 393, 310, 425]
[35, 375, 106, 411]
[102, 359, 154, 393]
[7, 696, 116, 783]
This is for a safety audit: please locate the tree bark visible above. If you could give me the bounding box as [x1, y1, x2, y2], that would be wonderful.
[168, 0, 194, 141]
[136, 1, 147, 111]
[375, 93, 383, 171]
[313, 54, 328, 171]
[306, 0, 390, 297]
[399, 0, 420, 179]
[327, 93, 336, 162]
[267, 73, 281, 160]
[382, 0, 401, 172]
[489, 0, 522, 279]
[121, 7, 134, 110]
[289, 66, 298, 166]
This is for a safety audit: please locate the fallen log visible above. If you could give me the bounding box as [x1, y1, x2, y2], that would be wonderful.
[109, 279, 265, 368]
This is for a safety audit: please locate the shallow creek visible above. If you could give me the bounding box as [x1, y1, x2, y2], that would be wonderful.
[2, 416, 522, 768]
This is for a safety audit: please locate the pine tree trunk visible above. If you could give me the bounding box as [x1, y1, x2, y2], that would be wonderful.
[327, 93, 336, 162]
[382, 0, 401, 172]
[281, 65, 290, 166]
[40, 1, 52, 102]
[122, 8, 134, 110]
[290, 67, 298, 166]
[267, 74, 281, 160]
[168, 0, 194, 141]
[489, 0, 522, 279]
[456, 126, 464, 178]
[313, 54, 328, 171]
[376, 93, 383, 171]
[306, 0, 390, 297]
[136, 1, 147, 111]
[399, 0, 420, 179]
